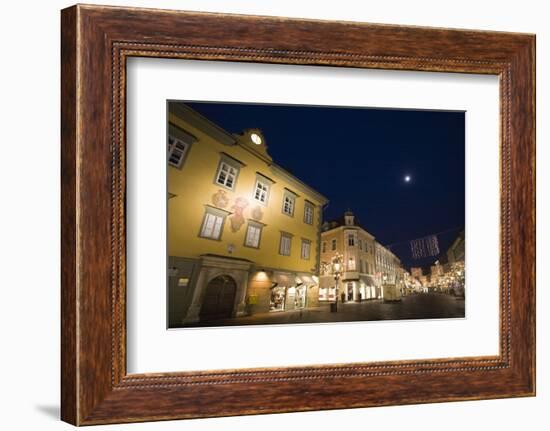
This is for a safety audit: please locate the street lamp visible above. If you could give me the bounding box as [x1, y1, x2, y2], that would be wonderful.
[331, 253, 343, 312]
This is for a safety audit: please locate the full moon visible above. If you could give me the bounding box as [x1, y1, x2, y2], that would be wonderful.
[404, 175, 411, 183]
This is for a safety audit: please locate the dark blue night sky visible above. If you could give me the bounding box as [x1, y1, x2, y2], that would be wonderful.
[185, 101, 465, 269]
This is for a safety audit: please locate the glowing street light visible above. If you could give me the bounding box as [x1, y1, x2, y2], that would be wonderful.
[330, 253, 343, 313]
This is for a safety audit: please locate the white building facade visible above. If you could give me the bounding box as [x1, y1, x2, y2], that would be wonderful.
[319, 211, 387, 303]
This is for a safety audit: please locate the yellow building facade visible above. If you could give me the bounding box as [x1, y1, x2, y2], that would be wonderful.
[167, 103, 328, 326]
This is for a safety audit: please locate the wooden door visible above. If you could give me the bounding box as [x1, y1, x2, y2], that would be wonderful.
[200, 275, 237, 320]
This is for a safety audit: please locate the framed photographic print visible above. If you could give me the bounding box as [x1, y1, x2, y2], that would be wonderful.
[61, 4, 535, 425]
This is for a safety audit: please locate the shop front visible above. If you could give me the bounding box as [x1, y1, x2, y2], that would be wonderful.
[269, 272, 299, 312]
[360, 275, 378, 300]
[341, 279, 375, 302]
[319, 276, 337, 302]
[296, 274, 318, 308]
[341, 279, 372, 302]
[344, 281, 356, 302]
[265, 272, 320, 312]
[295, 285, 307, 308]
[284, 285, 308, 311]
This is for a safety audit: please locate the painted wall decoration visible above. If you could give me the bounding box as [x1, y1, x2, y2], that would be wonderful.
[230, 197, 249, 232]
[251, 205, 264, 221]
[211, 189, 229, 209]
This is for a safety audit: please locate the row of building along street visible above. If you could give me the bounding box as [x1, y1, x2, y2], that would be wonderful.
[167, 103, 465, 328]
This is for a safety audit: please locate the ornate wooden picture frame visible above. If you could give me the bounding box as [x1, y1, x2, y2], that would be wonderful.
[61, 4, 535, 425]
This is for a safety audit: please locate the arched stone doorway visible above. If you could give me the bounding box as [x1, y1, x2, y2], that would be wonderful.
[199, 275, 237, 321]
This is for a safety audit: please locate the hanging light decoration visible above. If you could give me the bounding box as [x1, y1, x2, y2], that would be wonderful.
[410, 234, 440, 259]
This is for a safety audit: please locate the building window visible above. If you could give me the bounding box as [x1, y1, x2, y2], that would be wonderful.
[279, 233, 292, 256]
[304, 202, 314, 225]
[348, 257, 356, 270]
[301, 239, 311, 260]
[168, 135, 191, 168]
[348, 234, 355, 247]
[331, 239, 337, 251]
[319, 286, 336, 302]
[253, 180, 269, 204]
[199, 208, 227, 240]
[215, 159, 239, 190]
[322, 241, 327, 253]
[244, 222, 262, 248]
[358, 239, 363, 251]
[282, 192, 296, 216]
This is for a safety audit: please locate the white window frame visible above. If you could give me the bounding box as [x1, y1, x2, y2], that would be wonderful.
[301, 239, 311, 260]
[244, 222, 263, 248]
[348, 257, 356, 271]
[215, 158, 240, 190]
[282, 190, 296, 217]
[253, 179, 270, 204]
[279, 233, 292, 256]
[304, 202, 314, 225]
[199, 208, 227, 240]
[168, 135, 191, 169]
[348, 233, 355, 247]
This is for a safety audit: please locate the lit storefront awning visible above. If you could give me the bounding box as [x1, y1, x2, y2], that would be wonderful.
[271, 272, 297, 287]
[296, 274, 317, 286]
[360, 275, 376, 287]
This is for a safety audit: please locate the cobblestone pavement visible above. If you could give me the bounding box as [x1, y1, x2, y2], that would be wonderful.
[180, 292, 465, 328]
